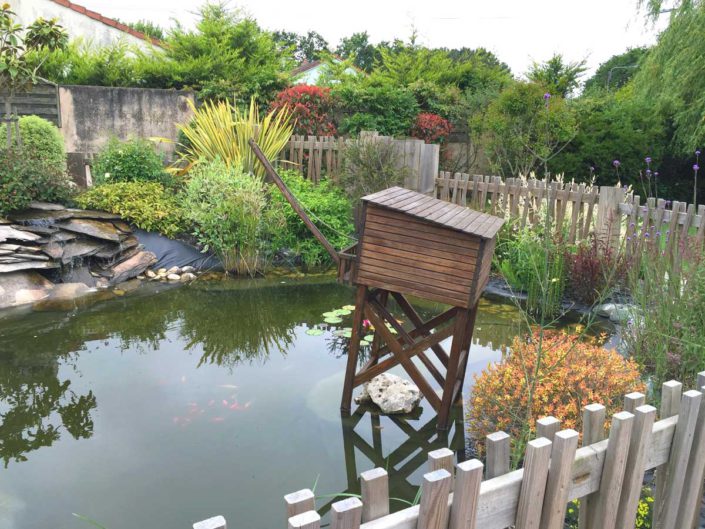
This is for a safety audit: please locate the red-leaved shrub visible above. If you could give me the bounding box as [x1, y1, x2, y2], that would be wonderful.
[565, 237, 628, 304]
[411, 113, 452, 144]
[269, 85, 337, 137]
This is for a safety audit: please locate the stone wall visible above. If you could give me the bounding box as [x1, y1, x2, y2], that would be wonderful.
[59, 85, 195, 157]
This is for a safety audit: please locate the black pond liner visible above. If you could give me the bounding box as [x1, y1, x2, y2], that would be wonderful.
[133, 229, 224, 272]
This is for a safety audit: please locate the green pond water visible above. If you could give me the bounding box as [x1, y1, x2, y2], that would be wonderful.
[0, 277, 608, 529]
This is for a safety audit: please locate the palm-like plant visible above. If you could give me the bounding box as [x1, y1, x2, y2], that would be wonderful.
[173, 97, 293, 177]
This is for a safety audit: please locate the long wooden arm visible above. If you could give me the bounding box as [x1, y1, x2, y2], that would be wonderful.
[248, 138, 340, 264]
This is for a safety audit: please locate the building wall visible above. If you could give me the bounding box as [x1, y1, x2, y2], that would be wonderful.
[13, 0, 155, 51]
[59, 85, 194, 156]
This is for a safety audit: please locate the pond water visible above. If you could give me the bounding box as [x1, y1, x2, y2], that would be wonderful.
[0, 277, 605, 529]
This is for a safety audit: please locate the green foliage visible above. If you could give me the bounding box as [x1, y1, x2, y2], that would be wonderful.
[495, 222, 567, 317]
[182, 159, 284, 275]
[0, 115, 66, 174]
[584, 47, 649, 93]
[332, 80, 419, 136]
[565, 489, 653, 528]
[0, 149, 34, 214]
[550, 87, 669, 189]
[128, 20, 165, 41]
[76, 182, 187, 237]
[92, 137, 169, 185]
[270, 170, 354, 268]
[340, 136, 410, 203]
[273, 30, 329, 62]
[632, 2, 705, 152]
[335, 32, 379, 72]
[526, 54, 587, 98]
[476, 81, 578, 177]
[626, 242, 705, 383]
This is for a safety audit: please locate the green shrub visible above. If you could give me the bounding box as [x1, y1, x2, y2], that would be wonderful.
[92, 138, 169, 185]
[270, 170, 354, 268]
[182, 159, 284, 275]
[340, 137, 410, 204]
[0, 148, 73, 215]
[75, 182, 186, 237]
[0, 115, 67, 174]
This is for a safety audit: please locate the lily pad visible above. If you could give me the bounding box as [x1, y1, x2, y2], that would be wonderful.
[342, 305, 356, 311]
[333, 308, 351, 316]
[324, 316, 343, 324]
[322, 311, 338, 318]
[359, 339, 370, 346]
[364, 334, 374, 342]
[306, 328, 324, 336]
[333, 329, 352, 338]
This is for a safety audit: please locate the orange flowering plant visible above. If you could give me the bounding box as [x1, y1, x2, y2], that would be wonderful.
[467, 330, 644, 461]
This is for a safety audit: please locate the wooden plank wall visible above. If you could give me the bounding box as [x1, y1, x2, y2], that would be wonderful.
[280, 132, 439, 193]
[0, 81, 61, 126]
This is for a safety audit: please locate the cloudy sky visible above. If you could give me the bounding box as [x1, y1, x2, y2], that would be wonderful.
[77, 0, 668, 76]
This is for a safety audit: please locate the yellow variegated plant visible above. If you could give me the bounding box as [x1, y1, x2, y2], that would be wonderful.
[164, 97, 293, 178]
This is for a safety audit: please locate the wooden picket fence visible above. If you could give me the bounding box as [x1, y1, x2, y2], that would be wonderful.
[434, 172, 705, 263]
[280, 132, 440, 194]
[192, 374, 705, 529]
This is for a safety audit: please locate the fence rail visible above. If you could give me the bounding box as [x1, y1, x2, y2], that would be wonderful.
[280, 132, 439, 193]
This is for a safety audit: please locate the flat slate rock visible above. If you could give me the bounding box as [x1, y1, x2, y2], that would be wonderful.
[50, 231, 77, 243]
[0, 270, 55, 309]
[42, 242, 64, 260]
[0, 261, 59, 273]
[65, 209, 121, 220]
[27, 201, 66, 211]
[112, 220, 132, 233]
[58, 219, 122, 242]
[8, 209, 73, 223]
[11, 224, 58, 235]
[0, 226, 42, 243]
[61, 240, 106, 263]
[109, 250, 156, 285]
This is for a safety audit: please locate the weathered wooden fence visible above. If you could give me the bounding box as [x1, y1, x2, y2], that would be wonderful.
[434, 172, 705, 263]
[280, 132, 440, 194]
[193, 373, 705, 529]
[0, 80, 61, 126]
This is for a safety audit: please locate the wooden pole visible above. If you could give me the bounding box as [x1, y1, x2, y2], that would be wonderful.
[248, 138, 340, 264]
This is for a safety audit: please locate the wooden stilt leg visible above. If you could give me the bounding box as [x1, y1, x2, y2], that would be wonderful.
[341, 285, 368, 413]
[454, 303, 479, 404]
[369, 291, 388, 365]
[437, 309, 473, 430]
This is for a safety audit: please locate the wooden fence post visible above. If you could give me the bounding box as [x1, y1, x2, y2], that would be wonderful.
[331, 497, 363, 529]
[588, 411, 634, 529]
[579, 403, 606, 529]
[285, 489, 315, 520]
[449, 459, 483, 529]
[428, 447, 454, 491]
[595, 186, 625, 251]
[193, 516, 226, 529]
[360, 467, 389, 522]
[288, 511, 320, 529]
[486, 431, 510, 479]
[417, 469, 453, 529]
[654, 380, 682, 521]
[515, 437, 552, 529]
[536, 416, 561, 442]
[540, 429, 579, 529]
[676, 380, 705, 528]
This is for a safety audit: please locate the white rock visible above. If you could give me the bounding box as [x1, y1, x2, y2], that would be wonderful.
[166, 266, 180, 275]
[181, 272, 197, 282]
[355, 373, 421, 414]
[167, 273, 181, 281]
[146, 270, 157, 278]
[181, 266, 195, 273]
[594, 303, 616, 318]
[157, 268, 167, 275]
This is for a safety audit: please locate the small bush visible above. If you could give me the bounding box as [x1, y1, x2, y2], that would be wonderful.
[270, 170, 354, 268]
[411, 112, 452, 144]
[467, 330, 644, 460]
[92, 138, 169, 185]
[0, 115, 67, 174]
[75, 182, 187, 237]
[182, 159, 284, 275]
[340, 137, 409, 203]
[565, 237, 627, 305]
[269, 85, 337, 136]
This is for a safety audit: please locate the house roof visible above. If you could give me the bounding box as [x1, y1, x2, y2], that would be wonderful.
[48, 0, 164, 47]
[291, 54, 365, 77]
[362, 187, 505, 240]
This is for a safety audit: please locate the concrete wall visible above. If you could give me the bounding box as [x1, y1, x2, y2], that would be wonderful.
[13, 0, 156, 51]
[58, 85, 195, 156]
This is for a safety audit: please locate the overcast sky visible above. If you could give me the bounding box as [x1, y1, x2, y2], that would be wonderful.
[77, 0, 668, 77]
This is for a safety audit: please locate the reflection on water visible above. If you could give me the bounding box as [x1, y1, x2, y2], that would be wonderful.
[0, 278, 602, 529]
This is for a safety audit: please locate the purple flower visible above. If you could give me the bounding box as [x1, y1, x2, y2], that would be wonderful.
[589, 166, 595, 172]
[694, 164, 700, 171]
[646, 169, 652, 176]
[645, 233, 650, 238]
[543, 92, 551, 100]
[613, 160, 621, 168]
[696, 150, 701, 156]
[645, 156, 652, 164]
[654, 171, 659, 177]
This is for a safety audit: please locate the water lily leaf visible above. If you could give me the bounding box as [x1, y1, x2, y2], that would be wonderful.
[322, 311, 337, 318]
[342, 305, 356, 311]
[306, 328, 324, 336]
[359, 339, 370, 346]
[364, 334, 374, 342]
[324, 316, 343, 324]
[333, 309, 351, 316]
[342, 330, 352, 338]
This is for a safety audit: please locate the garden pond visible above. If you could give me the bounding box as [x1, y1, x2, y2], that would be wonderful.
[0, 276, 613, 529]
